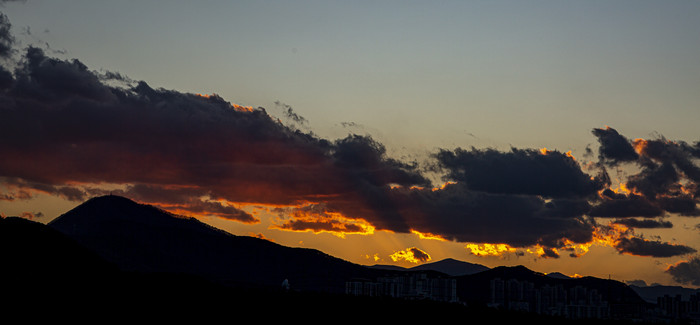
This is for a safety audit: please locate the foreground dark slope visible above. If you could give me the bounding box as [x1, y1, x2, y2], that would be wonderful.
[0, 216, 117, 280]
[47, 195, 382, 293]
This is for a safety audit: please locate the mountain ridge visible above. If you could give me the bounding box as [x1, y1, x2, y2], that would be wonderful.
[371, 257, 490, 276]
[9, 195, 654, 314]
[46, 195, 389, 292]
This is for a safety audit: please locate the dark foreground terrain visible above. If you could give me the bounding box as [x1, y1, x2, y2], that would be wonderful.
[4, 270, 651, 324]
[0, 200, 665, 323]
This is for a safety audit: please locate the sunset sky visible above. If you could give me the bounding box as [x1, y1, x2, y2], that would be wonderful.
[1, 1, 699, 288]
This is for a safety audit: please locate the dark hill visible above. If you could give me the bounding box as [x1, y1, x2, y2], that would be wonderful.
[455, 265, 648, 319]
[546, 272, 572, 279]
[0, 216, 117, 278]
[47, 195, 386, 293]
[630, 284, 700, 304]
[371, 258, 489, 276]
[409, 258, 489, 276]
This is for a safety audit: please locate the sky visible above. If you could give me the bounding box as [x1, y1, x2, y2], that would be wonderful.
[1, 0, 699, 288]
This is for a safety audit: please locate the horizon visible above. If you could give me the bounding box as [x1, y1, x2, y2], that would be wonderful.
[1, 1, 699, 290]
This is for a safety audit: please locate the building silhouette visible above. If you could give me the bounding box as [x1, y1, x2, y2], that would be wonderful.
[346, 272, 457, 303]
[489, 278, 609, 319]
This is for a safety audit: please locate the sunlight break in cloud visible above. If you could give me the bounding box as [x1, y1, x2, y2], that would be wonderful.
[390, 247, 431, 264]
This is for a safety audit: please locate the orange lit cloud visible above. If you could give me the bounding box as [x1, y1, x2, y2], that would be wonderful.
[465, 243, 516, 257]
[271, 203, 375, 238]
[411, 229, 448, 241]
[666, 256, 700, 286]
[390, 247, 431, 264]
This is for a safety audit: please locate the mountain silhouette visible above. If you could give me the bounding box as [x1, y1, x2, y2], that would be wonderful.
[410, 258, 490, 276]
[454, 265, 648, 319]
[0, 215, 117, 279]
[2, 196, 660, 322]
[545, 271, 572, 279]
[372, 258, 489, 276]
[629, 284, 700, 304]
[47, 195, 384, 293]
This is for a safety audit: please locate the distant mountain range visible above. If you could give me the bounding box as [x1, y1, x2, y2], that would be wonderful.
[629, 284, 700, 304]
[454, 264, 647, 308]
[3, 194, 677, 316]
[372, 258, 489, 276]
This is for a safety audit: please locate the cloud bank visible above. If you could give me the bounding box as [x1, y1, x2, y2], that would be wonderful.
[0, 12, 697, 264]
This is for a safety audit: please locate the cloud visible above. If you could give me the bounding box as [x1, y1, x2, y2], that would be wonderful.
[271, 203, 374, 237]
[589, 193, 664, 219]
[612, 218, 673, 229]
[0, 46, 429, 221]
[0, 11, 13, 58]
[614, 237, 696, 258]
[274, 101, 307, 125]
[390, 247, 431, 264]
[666, 256, 700, 286]
[325, 182, 596, 248]
[0, 13, 697, 260]
[18, 211, 43, 220]
[591, 126, 639, 165]
[434, 147, 608, 198]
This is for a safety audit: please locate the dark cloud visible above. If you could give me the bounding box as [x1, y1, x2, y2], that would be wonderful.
[1, 177, 92, 201]
[340, 121, 360, 128]
[0, 47, 428, 221]
[656, 196, 700, 216]
[589, 193, 664, 219]
[434, 147, 607, 198]
[591, 127, 639, 165]
[0, 11, 13, 58]
[666, 256, 700, 286]
[13, 211, 43, 220]
[627, 162, 679, 198]
[591, 128, 700, 221]
[274, 101, 307, 125]
[540, 247, 561, 259]
[324, 182, 596, 248]
[615, 237, 696, 258]
[407, 247, 431, 262]
[0, 15, 697, 260]
[272, 203, 368, 234]
[0, 64, 12, 88]
[612, 218, 673, 229]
